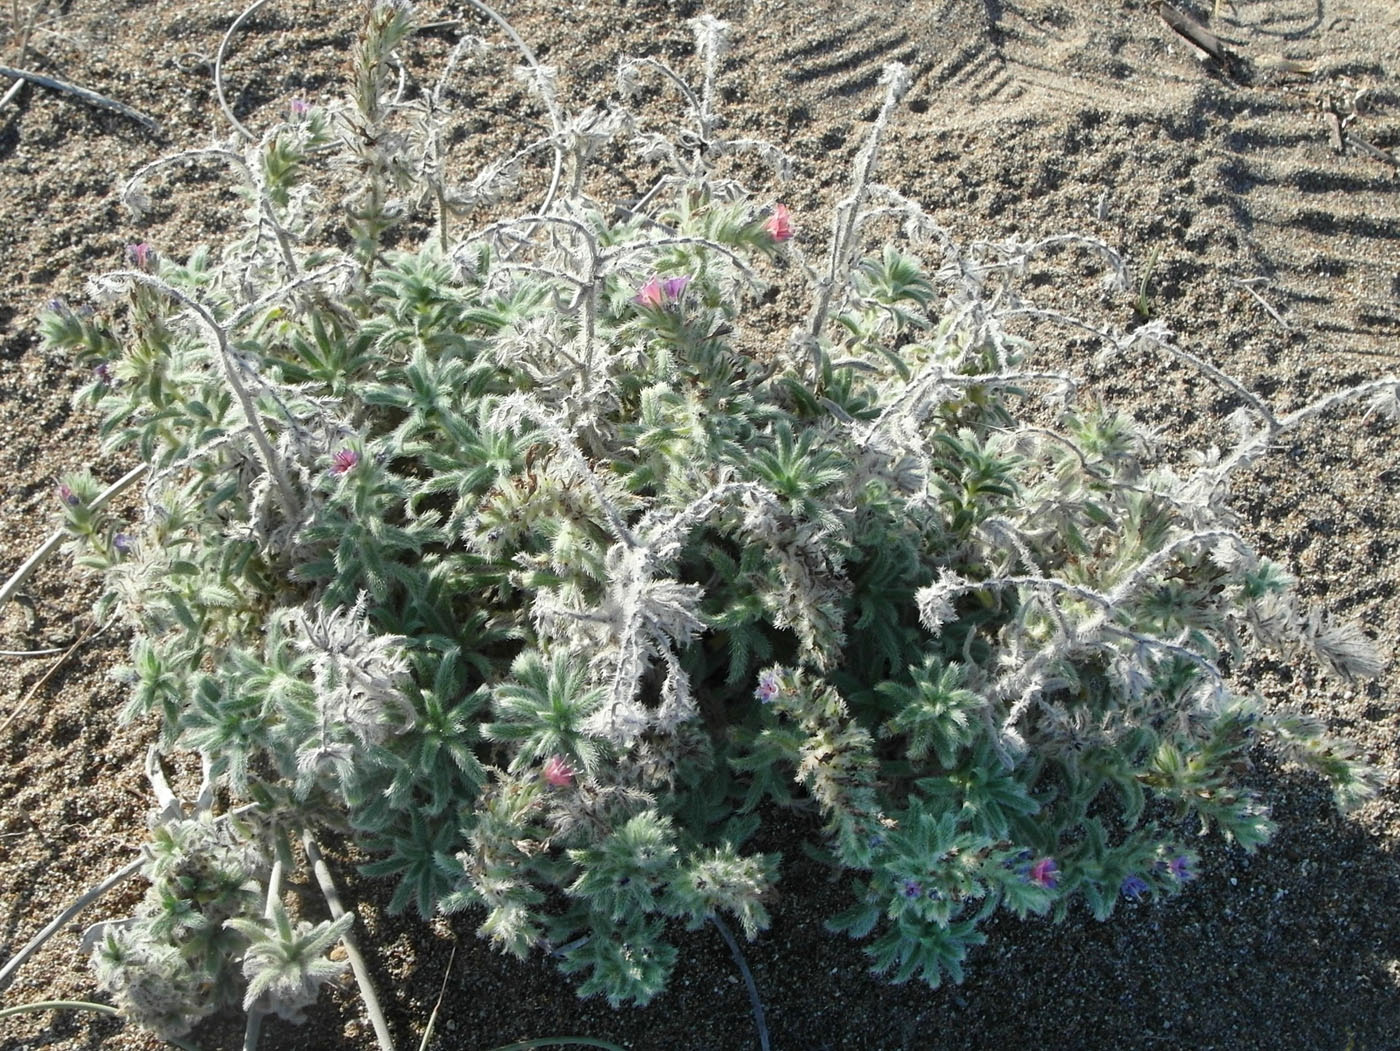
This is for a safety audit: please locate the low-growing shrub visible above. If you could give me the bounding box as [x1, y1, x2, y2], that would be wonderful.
[28, 1, 1392, 1042]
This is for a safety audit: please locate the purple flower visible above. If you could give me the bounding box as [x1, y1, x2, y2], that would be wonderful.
[754, 669, 782, 704]
[900, 878, 922, 900]
[1167, 854, 1196, 882]
[1121, 874, 1149, 900]
[57, 483, 79, 507]
[330, 448, 360, 476]
[113, 533, 134, 555]
[125, 243, 156, 273]
[289, 98, 311, 119]
[661, 275, 690, 300]
[1003, 848, 1033, 870]
[1027, 857, 1059, 889]
[94, 363, 114, 386]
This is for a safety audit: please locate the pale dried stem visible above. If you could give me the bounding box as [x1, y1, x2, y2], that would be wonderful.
[0, 855, 145, 994]
[301, 831, 395, 1051]
[216, 0, 275, 142]
[464, 0, 563, 215]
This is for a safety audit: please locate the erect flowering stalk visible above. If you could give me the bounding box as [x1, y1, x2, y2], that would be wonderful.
[343, 0, 418, 266]
[806, 63, 911, 349]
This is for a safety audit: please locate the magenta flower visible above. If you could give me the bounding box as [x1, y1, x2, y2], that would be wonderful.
[542, 755, 575, 788]
[661, 275, 690, 300]
[330, 449, 360, 475]
[57, 483, 79, 507]
[754, 669, 782, 704]
[765, 203, 794, 243]
[1027, 857, 1059, 889]
[125, 242, 156, 273]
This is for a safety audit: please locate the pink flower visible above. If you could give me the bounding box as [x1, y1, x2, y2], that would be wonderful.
[330, 449, 360, 475]
[764, 204, 794, 243]
[634, 276, 666, 309]
[1027, 857, 1059, 889]
[633, 274, 691, 310]
[289, 98, 311, 119]
[125, 242, 157, 272]
[543, 755, 575, 788]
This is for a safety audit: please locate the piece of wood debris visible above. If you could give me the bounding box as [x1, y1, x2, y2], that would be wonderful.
[1324, 108, 1346, 152]
[1156, 1, 1231, 66]
[1346, 133, 1399, 170]
[0, 63, 160, 132]
[1255, 54, 1316, 77]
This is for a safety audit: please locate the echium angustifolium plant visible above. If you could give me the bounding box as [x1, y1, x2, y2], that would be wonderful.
[38, 0, 1396, 1037]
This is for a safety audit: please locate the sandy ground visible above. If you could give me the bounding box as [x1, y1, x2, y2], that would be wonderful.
[0, 1, 1398, 1048]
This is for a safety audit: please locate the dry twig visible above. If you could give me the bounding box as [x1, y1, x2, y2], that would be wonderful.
[1228, 276, 1294, 332]
[0, 62, 158, 130]
[0, 619, 98, 735]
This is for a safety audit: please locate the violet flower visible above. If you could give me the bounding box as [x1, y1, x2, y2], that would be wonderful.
[57, 483, 79, 507]
[1121, 874, 1149, 900]
[289, 98, 311, 119]
[754, 668, 782, 703]
[1167, 854, 1197, 882]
